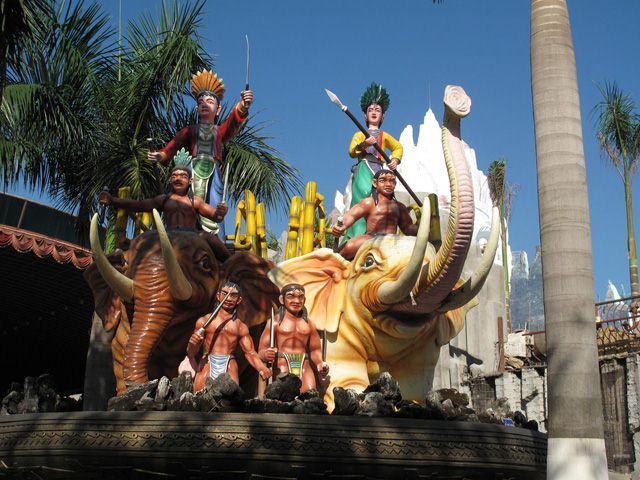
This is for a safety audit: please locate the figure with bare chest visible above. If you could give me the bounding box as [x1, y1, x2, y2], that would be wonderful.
[187, 282, 272, 392]
[333, 170, 418, 260]
[258, 284, 329, 394]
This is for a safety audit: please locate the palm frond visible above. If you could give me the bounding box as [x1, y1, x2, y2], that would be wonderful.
[591, 81, 639, 179]
[218, 107, 302, 214]
[487, 159, 506, 207]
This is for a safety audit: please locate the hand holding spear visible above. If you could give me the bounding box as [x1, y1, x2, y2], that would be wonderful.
[325, 89, 422, 207]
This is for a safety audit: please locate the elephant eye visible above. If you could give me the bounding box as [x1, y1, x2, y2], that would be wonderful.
[198, 255, 213, 271]
[362, 254, 377, 270]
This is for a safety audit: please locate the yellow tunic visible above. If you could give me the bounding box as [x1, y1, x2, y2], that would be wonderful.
[348, 130, 403, 162]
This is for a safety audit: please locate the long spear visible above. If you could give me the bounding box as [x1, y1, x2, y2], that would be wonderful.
[325, 89, 422, 207]
[197, 290, 232, 336]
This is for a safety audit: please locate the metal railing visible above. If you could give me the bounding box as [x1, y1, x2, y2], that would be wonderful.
[595, 295, 640, 356]
[522, 295, 640, 358]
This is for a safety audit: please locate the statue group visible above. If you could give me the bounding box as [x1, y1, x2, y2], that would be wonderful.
[87, 67, 499, 411]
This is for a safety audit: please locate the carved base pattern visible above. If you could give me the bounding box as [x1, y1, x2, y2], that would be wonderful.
[0, 412, 546, 479]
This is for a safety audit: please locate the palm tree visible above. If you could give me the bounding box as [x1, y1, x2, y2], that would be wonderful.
[1, 0, 301, 245]
[0, 0, 51, 106]
[530, 0, 607, 477]
[592, 82, 640, 298]
[1, 1, 114, 192]
[487, 159, 514, 331]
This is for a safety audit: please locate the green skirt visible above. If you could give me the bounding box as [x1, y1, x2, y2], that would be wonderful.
[342, 161, 374, 244]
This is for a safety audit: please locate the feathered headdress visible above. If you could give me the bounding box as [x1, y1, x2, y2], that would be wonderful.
[191, 69, 225, 101]
[360, 82, 390, 113]
[172, 147, 192, 168]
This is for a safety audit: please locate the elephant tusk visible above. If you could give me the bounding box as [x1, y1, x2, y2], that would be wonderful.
[89, 213, 134, 302]
[153, 209, 193, 302]
[437, 206, 500, 312]
[378, 198, 431, 306]
[413, 86, 475, 312]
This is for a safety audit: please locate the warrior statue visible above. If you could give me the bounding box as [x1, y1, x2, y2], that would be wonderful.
[147, 69, 253, 235]
[344, 83, 403, 243]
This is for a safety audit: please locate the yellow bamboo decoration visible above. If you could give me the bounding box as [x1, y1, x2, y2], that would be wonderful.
[285, 196, 303, 260]
[285, 181, 328, 259]
[226, 190, 267, 257]
[115, 187, 131, 249]
[256, 203, 267, 258]
[135, 212, 152, 236]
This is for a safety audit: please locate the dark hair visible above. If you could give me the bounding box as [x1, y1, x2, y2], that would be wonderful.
[371, 170, 397, 206]
[373, 169, 396, 180]
[215, 281, 241, 320]
[171, 165, 192, 178]
[279, 284, 307, 322]
[220, 280, 242, 297]
[280, 283, 305, 296]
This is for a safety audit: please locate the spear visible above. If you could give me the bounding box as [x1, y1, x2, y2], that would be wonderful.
[325, 89, 422, 207]
[197, 290, 232, 336]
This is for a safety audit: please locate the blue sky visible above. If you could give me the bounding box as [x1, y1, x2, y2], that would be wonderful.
[6, 0, 640, 299]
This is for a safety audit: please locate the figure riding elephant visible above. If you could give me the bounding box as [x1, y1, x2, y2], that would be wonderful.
[269, 86, 500, 410]
[84, 210, 279, 395]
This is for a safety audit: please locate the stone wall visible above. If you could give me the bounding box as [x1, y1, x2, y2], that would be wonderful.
[466, 355, 640, 470]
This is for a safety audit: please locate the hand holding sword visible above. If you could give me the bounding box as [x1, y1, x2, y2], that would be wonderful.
[239, 35, 253, 111]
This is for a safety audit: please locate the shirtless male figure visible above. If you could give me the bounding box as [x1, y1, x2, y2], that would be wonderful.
[99, 165, 230, 260]
[187, 282, 272, 392]
[332, 169, 418, 260]
[258, 284, 329, 394]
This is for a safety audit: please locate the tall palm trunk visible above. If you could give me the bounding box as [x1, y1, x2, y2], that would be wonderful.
[499, 205, 511, 331]
[530, 1, 607, 478]
[624, 175, 639, 297]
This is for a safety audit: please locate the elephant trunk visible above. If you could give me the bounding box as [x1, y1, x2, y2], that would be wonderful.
[414, 86, 474, 311]
[378, 86, 475, 315]
[378, 199, 431, 305]
[89, 213, 134, 302]
[153, 209, 193, 302]
[122, 271, 174, 386]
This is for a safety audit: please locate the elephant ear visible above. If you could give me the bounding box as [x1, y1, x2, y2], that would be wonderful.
[268, 248, 350, 333]
[222, 253, 280, 329]
[83, 250, 129, 332]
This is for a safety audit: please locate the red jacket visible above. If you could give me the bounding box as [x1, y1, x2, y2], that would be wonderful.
[160, 105, 247, 163]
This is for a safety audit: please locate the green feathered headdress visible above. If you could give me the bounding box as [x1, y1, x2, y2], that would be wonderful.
[172, 147, 192, 174]
[360, 82, 390, 113]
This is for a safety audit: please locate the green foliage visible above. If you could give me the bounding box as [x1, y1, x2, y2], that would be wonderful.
[592, 81, 640, 296]
[487, 159, 506, 208]
[219, 107, 302, 214]
[592, 81, 640, 181]
[266, 226, 280, 252]
[1, 0, 301, 232]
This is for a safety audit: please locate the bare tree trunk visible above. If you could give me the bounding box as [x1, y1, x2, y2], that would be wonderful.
[530, 1, 607, 478]
[624, 177, 639, 297]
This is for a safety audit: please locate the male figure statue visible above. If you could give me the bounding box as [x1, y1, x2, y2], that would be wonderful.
[187, 282, 272, 392]
[99, 165, 230, 261]
[147, 69, 252, 235]
[258, 284, 329, 394]
[333, 170, 417, 260]
[344, 82, 403, 243]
